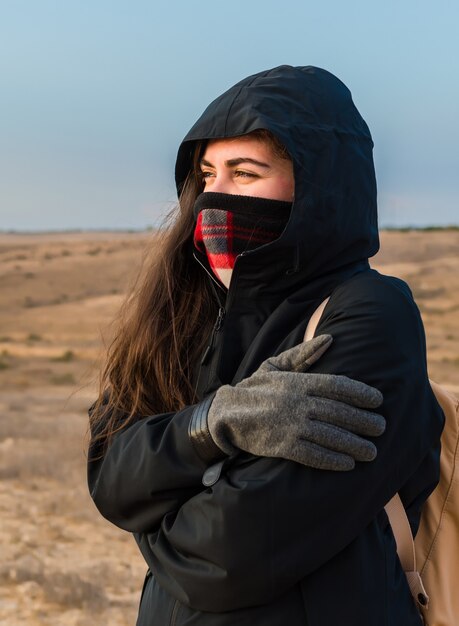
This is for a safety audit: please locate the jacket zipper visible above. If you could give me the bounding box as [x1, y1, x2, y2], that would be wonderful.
[192, 250, 227, 395]
[215, 306, 225, 329]
[201, 306, 225, 364]
[194, 305, 226, 397]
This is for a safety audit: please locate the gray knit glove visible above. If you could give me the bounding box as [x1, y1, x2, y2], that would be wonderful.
[190, 335, 385, 471]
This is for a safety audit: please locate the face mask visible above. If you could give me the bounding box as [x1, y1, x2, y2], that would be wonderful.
[193, 192, 292, 289]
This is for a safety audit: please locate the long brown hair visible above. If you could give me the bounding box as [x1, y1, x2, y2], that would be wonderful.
[88, 129, 290, 459]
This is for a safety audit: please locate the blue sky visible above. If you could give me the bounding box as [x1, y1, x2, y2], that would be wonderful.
[1, 0, 458, 230]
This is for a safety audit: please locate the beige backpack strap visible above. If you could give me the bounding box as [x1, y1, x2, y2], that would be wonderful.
[304, 297, 330, 341]
[385, 494, 430, 609]
[384, 494, 416, 571]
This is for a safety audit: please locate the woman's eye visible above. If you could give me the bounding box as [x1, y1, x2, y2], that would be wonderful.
[200, 171, 214, 184]
[235, 170, 257, 179]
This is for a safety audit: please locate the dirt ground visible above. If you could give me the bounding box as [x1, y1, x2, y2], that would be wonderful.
[0, 229, 458, 625]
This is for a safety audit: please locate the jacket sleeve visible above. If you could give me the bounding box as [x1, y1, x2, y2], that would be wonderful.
[87, 393, 225, 532]
[134, 273, 444, 612]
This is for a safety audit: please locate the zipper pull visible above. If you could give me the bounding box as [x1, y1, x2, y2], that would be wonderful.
[201, 308, 226, 366]
[214, 307, 226, 331]
[200, 344, 212, 365]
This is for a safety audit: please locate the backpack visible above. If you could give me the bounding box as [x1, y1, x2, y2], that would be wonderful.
[305, 298, 459, 626]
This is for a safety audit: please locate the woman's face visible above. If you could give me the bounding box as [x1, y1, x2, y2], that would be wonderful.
[199, 136, 294, 201]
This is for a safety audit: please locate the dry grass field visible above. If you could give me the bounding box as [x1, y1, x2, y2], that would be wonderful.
[0, 230, 458, 625]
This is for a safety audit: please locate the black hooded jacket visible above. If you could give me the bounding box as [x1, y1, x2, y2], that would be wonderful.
[88, 66, 444, 625]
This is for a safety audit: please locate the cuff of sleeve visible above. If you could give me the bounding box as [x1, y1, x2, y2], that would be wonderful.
[189, 393, 228, 464]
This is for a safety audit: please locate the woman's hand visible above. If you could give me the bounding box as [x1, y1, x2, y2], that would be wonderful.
[195, 335, 385, 471]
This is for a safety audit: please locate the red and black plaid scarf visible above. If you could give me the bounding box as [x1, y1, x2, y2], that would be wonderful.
[193, 192, 292, 288]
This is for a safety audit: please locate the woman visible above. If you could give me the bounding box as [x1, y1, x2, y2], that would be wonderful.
[87, 65, 444, 625]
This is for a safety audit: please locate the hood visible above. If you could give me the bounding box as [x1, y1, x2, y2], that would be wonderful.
[175, 65, 379, 298]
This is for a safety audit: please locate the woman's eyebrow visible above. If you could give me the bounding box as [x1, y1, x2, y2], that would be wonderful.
[200, 157, 270, 168]
[226, 157, 270, 168]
